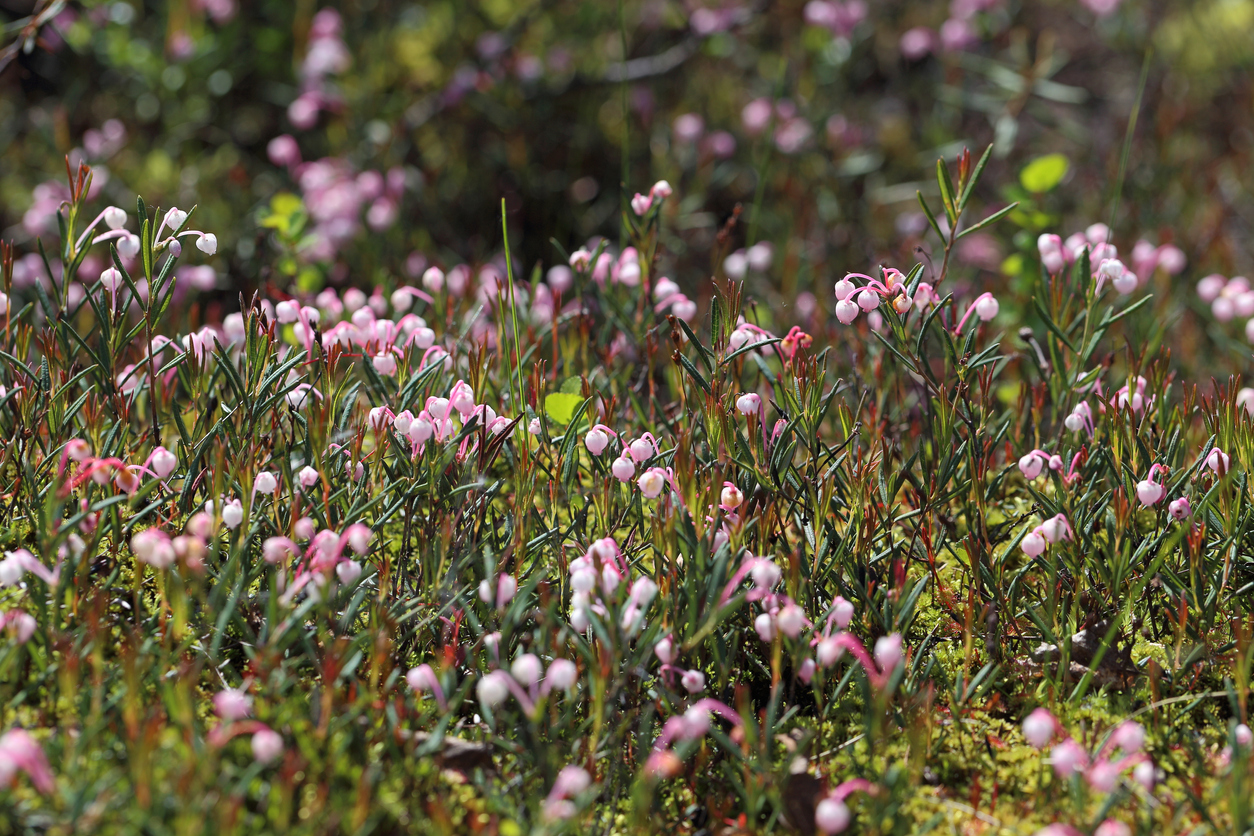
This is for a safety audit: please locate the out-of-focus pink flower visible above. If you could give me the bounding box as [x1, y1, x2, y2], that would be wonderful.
[214, 688, 252, 720]
[672, 113, 705, 144]
[742, 98, 773, 136]
[1050, 739, 1089, 777]
[1080, 0, 1123, 17]
[704, 130, 737, 158]
[1022, 708, 1056, 748]
[0, 729, 54, 793]
[774, 118, 813, 154]
[251, 727, 284, 764]
[939, 18, 977, 52]
[900, 27, 936, 61]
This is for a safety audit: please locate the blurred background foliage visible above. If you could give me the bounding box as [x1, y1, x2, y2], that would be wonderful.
[2, 0, 1254, 367]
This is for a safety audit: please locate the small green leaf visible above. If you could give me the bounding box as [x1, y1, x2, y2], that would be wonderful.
[1019, 154, 1070, 193]
[544, 392, 584, 425]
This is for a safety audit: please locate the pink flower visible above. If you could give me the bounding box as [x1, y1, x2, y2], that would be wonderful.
[742, 98, 773, 135]
[1110, 721, 1145, 753]
[1039, 515, 1072, 543]
[673, 113, 704, 144]
[214, 688, 252, 720]
[638, 468, 669, 499]
[1085, 758, 1121, 792]
[0, 729, 54, 793]
[899, 27, 935, 61]
[680, 669, 705, 693]
[1038, 234, 1066, 275]
[545, 659, 578, 692]
[251, 727, 284, 764]
[873, 633, 903, 672]
[1079, 0, 1122, 17]
[815, 797, 850, 833]
[1094, 821, 1131, 836]
[3, 611, 36, 644]
[1018, 452, 1045, 480]
[1022, 708, 1056, 748]
[585, 428, 610, 456]
[1050, 739, 1089, 777]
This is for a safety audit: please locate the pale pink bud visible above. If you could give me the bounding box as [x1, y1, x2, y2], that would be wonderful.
[99, 266, 123, 294]
[293, 517, 315, 540]
[680, 669, 705, 693]
[1021, 530, 1047, 558]
[833, 597, 855, 629]
[1094, 820, 1131, 836]
[279, 300, 303, 323]
[345, 523, 372, 555]
[1111, 721, 1145, 753]
[117, 233, 141, 260]
[1197, 274, 1226, 302]
[584, 429, 609, 456]
[1206, 447, 1230, 474]
[477, 671, 511, 707]
[214, 688, 252, 720]
[6, 612, 36, 644]
[510, 653, 543, 686]
[1018, 453, 1044, 480]
[196, 233, 217, 256]
[1136, 479, 1164, 507]
[816, 636, 844, 667]
[975, 294, 999, 320]
[298, 466, 320, 488]
[150, 447, 177, 479]
[372, 352, 397, 376]
[874, 633, 903, 672]
[735, 393, 761, 415]
[1086, 759, 1120, 793]
[1022, 708, 1055, 748]
[449, 380, 475, 417]
[750, 559, 781, 589]
[1039, 515, 1071, 543]
[336, 560, 362, 585]
[611, 456, 635, 482]
[638, 468, 667, 499]
[654, 636, 677, 664]
[776, 604, 806, 639]
[496, 573, 518, 608]
[815, 798, 851, 834]
[1050, 739, 1089, 777]
[262, 537, 297, 564]
[187, 512, 213, 539]
[253, 471, 278, 495]
[754, 612, 776, 642]
[251, 728, 284, 764]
